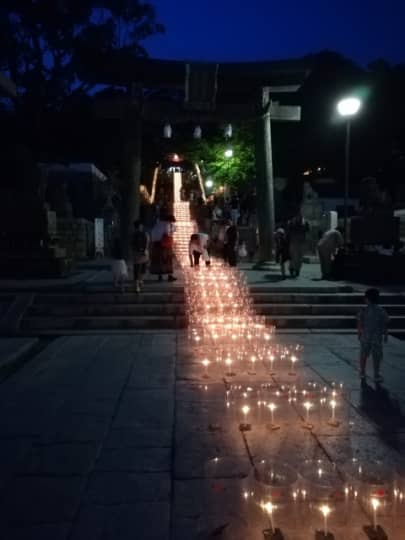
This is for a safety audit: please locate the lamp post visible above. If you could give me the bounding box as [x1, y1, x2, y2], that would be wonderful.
[336, 97, 362, 244]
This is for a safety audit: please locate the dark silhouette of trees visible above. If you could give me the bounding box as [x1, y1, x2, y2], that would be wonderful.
[0, 0, 164, 108]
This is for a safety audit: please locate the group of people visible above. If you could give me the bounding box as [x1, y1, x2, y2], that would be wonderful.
[112, 214, 177, 293]
[274, 213, 345, 281]
[188, 220, 240, 268]
[274, 213, 310, 279]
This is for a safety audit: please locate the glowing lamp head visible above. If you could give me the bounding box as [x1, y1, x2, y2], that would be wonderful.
[330, 399, 337, 408]
[268, 403, 276, 412]
[202, 359, 210, 367]
[224, 148, 233, 158]
[371, 498, 380, 511]
[205, 178, 214, 189]
[304, 401, 312, 411]
[337, 97, 361, 117]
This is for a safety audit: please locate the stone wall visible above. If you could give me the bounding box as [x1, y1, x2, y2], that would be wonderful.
[57, 218, 94, 260]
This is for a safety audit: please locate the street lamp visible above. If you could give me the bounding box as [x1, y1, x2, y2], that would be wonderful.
[336, 96, 362, 244]
[205, 178, 214, 189]
[224, 148, 233, 158]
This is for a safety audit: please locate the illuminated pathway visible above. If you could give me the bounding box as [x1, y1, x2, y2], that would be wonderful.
[172, 201, 404, 540]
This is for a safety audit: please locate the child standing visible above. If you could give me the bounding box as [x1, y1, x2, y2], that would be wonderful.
[357, 288, 389, 383]
[111, 238, 128, 292]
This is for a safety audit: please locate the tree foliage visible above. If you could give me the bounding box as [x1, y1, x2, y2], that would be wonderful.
[0, 0, 164, 107]
[184, 125, 255, 191]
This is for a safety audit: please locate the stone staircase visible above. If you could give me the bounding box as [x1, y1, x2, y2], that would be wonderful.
[6, 283, 405, 336]
[251, 285, 405, 333]
[18, 287, 186, 335]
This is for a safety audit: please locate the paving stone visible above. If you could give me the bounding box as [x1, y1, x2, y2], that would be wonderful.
[114, 389, 174, 429]
[19, 443, 98, 476]
[41, 413, 111, 444]
[70, 502, 170, 540]
[104, 427, 172, 449]
[61, 398, 117, 419]
[128, 356, 174, 388]
[2, 476, 83, 524]
[84, 472, 171, 504]
[0, 523, 70, 540]
[96, 447, 171, 472]
[0, 338, 38, 370]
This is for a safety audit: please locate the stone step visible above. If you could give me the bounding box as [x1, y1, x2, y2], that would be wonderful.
[33, 292, 184, 305]
[265, 315, 405, 329]
[249, 285, 354, 294]
[21, 315, 186, 332]
[28, 304, 185, 317]
[255, 304, 405, 316]
[251, 292, 405, 304]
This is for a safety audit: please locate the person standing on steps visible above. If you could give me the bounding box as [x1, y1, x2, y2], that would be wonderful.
[150, 215, 177, 282]
[274, 228, 289, 279]
[224, 219, 239, 267]
[357, 288, 389, 384]
[132, 220, 149, 293]
[317, 227, 344, 280]
[287, 212, 309, 278]
[111, 237, 128, 292]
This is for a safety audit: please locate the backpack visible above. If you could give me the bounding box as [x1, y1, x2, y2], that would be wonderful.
[133, 231, 147, 253]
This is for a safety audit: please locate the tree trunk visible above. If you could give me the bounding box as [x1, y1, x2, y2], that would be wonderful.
[120, 103, 142, 259]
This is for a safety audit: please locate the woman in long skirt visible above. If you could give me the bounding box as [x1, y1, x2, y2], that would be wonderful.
[150, 217, 176, 281]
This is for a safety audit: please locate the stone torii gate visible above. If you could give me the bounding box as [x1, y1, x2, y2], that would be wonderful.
[79, 53, 308, 259]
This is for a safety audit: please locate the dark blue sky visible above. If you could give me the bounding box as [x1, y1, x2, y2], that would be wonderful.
[146, 0, 405, 65]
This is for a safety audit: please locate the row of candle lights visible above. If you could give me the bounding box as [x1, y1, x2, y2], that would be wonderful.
[173, 204, 400, 539]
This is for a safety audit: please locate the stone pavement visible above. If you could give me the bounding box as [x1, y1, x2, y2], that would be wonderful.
[0, 332, 404, 539]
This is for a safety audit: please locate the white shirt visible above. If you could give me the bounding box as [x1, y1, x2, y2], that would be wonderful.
[151, 221, 172, 242]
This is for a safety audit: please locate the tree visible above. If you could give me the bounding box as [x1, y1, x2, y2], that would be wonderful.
[184, 125, 255, 192]
[0, 0, 164, 108]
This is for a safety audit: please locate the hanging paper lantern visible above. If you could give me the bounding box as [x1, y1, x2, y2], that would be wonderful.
[163, 124, 172, 139]
[193, 125, 202, 139]
[224, 124, 232, 138]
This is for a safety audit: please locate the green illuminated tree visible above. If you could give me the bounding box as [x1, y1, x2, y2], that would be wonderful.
[185, 125, 255, 191]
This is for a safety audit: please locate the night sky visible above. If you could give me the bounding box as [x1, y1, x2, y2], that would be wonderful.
[147, 0, 405, 65]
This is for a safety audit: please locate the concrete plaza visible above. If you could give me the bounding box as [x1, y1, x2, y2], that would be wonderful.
[0, 327, 404, 539]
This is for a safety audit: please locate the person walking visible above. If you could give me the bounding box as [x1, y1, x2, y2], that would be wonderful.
[317, 227, 344, 280]
[230, 193, 240, 225]
[274, 228, 289, 279]
[287, 213, 309, 278]
[189, 233, 210, 267]
[150, 215, 177, 282]
[111, 237, 128, 292]
[132, 220, 149, 293]
[357, 288, 389, 383]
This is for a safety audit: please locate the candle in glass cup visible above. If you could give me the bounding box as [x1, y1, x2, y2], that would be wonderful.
[371, 497, 380, 530]
[249, 355, 257, 374]
[268, 402, 280, 430]
[225, 357, 234, 376]
[289, 355, 297, 375]
[242, 405, 250, 424]
[269, 354, 275, 374]
[320, 504, 331, 535]
[202, 359, 210, 378]
[303, 401, 313, 429]
[328, 399, 340, 427]
[262, 501, 276, 533]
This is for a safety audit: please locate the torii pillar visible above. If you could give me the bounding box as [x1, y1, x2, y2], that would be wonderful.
[256, 87, 301, 262]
